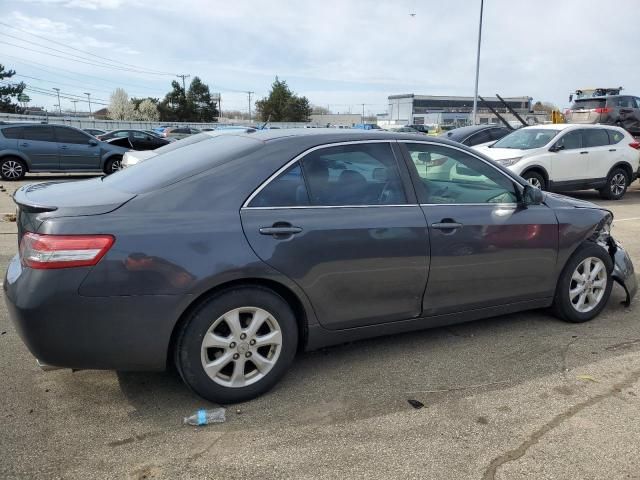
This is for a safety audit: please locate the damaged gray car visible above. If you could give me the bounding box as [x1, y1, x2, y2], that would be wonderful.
[4, 129, 637, 403]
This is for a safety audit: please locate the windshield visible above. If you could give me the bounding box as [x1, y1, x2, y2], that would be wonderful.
[492, 129, 559, 150]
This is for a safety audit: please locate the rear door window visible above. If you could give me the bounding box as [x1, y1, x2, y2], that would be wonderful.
[582, 129, 610, 148]
[300, 143, 407, 206]
[22, 126, 55, 142]
[571, 99, 605, 110]
[489, 127, 510, 140]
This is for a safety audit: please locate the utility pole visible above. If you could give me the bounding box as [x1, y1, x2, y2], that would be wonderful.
[362, 103, 365, 123]
[176, 74, 190, 95]
[84, 92, 92, 118]
[471, 0, 484, 126]
[53, 88, 61, 114]
[247, 91, 254, 122]
[71, 100, 78, 115]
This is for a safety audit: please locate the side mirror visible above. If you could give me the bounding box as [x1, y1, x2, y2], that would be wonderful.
[549, 144, 564, 153]
[522, 184, 543, 206]
[88, 139, 98, 146]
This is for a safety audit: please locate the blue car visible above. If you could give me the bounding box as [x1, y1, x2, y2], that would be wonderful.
[0, 123, 130, 179]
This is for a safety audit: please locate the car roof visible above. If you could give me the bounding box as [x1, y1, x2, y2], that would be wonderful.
[519, 123, 620, 131]
[439, 125, 506, 141]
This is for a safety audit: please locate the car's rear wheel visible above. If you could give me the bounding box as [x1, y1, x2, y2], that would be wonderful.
[104, 156, 123, 175]
[599, 167, 628, 200]
[552, 243, 613, 323]
[522, 171, 546, 190]
[0, 157, 26, 181]
[175, 287, 298, 403]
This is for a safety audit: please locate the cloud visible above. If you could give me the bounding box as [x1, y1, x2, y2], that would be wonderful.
[20, 0, 124, 9]
[92, 23, 114, 31]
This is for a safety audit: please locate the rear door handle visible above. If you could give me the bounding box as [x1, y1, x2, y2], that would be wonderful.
[20, 142, 28, 147]
[609, 149, 617, 152]
[580, 151, 589, 154]
[431, 221, 463, 230]
[60, 145, 68, 150]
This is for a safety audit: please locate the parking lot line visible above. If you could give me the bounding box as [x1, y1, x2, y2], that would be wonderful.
[614, 217, 640, 223]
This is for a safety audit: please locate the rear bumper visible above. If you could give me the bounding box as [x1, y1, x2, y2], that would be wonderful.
[610, 239, 637, 306]
[4, 254, 188, 371]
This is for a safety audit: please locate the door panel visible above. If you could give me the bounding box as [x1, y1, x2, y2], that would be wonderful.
[241, 206, 429, 329]
[19, 126, 58, 170]
[54, 127, 100, 170]
[550, 130, 589, 181]
[420, 204, 558, 315]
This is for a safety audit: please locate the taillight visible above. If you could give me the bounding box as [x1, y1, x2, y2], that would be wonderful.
[19, 233, 114, 269]
[594, 107, 612, 113]
[629, 141, 640, 150]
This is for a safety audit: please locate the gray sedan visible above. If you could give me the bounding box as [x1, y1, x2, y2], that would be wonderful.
[5, 129, 637, 403]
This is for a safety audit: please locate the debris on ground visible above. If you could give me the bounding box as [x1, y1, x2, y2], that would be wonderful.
[407, 399, 425, 409]
[576, 374, 598, 383]
[183, 408, 226, 426]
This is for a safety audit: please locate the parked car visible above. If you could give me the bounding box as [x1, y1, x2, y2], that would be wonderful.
[163, 127, 201, 140]
[475, 124, 640, 199]
[353, 123, 382, 130]
[565, 95, 640, 135]
[83, 128, 106, 137]
[439, 125, 512, 147]
[122, 129, 257, 168]
[0, 123, 131, 179]
[407, 124, 435, 134]
[387, 126, 422, 134]
[97, 129, 170, 150]
[6, 130, 636, 404]
[152, 125, 172, 135]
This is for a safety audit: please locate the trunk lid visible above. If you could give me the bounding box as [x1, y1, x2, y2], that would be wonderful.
[14, 178, 136, 241]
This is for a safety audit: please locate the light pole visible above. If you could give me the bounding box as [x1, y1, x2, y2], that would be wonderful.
[84, 92, 92, 118]
[471, 0, 484, 126]
[71, 100, 78, 115]
[53, 87, 61, 115]
[247, 91, 254, 122]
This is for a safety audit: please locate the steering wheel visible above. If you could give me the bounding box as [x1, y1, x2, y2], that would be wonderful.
[378, 181, 393, 204]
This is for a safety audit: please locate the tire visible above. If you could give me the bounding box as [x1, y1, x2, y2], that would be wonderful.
[599, 167, 629, 200]
[522, 170, 546, 190]
[104, 156, 123, 175]
[175, 286, 298, 403]
[0, 157, 27, 181]
[552, 243, 613, 323]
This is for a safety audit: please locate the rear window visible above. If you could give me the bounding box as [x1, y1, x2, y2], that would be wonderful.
[103, 134, 263, 194]
[1, 127, 23, 139]
[571, 99, 605, 110]
[607, 130, 625, 144]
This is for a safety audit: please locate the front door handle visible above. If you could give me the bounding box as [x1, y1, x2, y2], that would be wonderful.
[20, 142, 28, 147]
[609, 149, 617, 152]
[259, 223, 303, 238]
[580, 151, 589, 154]
[60, 145, 68, 150]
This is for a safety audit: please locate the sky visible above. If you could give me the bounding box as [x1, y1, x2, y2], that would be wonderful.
[1, 0, 638, 116]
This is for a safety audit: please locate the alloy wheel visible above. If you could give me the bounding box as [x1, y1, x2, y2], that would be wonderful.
[569, 257, 607, 313]
[200, 307, 283, 388]
[610, 173, 626, 197]
[527, 177, 542, 189]
[2, 160, 23, 179]
[110, 159, 122, 172]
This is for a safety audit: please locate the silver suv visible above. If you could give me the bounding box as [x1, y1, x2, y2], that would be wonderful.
[0, 123, 130, 180]
[566, 95, 640, 136]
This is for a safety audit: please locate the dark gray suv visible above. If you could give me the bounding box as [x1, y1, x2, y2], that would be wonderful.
[0, 123, 130, 180]
[566, 95, 640, 135]
[5, 129, 637, 403]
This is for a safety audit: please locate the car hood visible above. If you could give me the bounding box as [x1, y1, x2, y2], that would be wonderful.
[123, 150, 157, 166]
[474, 145, 529, 160]
[543, 191, 604, 210]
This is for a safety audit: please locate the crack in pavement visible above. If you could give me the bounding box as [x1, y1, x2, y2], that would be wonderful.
[482, 367, 640, 480]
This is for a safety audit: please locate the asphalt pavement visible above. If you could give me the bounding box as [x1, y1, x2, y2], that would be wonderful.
[1, 175, 639, 480]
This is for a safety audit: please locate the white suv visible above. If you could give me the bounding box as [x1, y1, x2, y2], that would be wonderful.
[473, 124, 640, 199]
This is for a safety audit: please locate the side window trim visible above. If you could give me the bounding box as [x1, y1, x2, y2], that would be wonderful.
[242, 140, 409, 208]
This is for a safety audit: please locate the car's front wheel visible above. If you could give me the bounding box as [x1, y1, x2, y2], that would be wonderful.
[175, 287, 298, 403]
[522, 171, 546, 190]
[599, 167, 629, 200]
[104, 156, 123, 175]
[553, 243, 613, 323]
